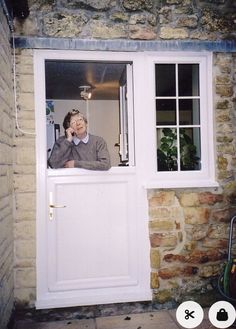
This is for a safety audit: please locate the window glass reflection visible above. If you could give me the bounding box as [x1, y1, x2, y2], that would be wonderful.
[156, 99, 176, 125]
[155, 64, 176, 97]
[178, 64, 199, 96]
[157, 128, 178, 171]
[180, 128, 201, 171]
[179, 99, 200, 125]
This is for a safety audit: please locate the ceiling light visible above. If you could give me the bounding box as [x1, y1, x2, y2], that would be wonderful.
[79, 85, 92, 100]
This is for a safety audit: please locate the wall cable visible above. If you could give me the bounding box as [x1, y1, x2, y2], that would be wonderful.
[12, 32, 36, 136]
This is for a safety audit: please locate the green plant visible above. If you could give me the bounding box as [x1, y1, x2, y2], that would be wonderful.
[157, 128, 199, 171]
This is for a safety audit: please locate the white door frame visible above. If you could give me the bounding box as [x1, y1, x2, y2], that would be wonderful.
[34, 49, 152, 309]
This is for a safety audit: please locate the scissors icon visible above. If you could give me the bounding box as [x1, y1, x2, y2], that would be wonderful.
[185, 309, 195, 320]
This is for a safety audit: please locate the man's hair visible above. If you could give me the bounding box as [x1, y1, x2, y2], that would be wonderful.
[63, 109, 88, 131]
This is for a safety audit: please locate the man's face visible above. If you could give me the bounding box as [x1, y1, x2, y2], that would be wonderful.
[70, 114, 87, 137]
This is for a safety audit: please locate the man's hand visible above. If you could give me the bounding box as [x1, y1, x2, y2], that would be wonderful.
[66, 128, 75, 142]
[64, 160, 75, 168]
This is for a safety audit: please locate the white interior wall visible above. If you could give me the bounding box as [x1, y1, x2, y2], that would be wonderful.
[50, 99, 120, 166]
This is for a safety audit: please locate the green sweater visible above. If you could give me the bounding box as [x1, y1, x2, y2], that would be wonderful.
[48, 134, 111, 170]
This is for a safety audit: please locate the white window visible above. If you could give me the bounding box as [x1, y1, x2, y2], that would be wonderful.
[143, 52, 218, 188]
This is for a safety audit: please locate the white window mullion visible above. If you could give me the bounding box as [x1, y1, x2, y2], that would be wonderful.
[176, 64, 181, 172]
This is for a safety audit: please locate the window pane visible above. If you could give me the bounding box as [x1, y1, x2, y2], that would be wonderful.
[155, 64, 176, 96]
[179, 99, 200, 125]
[180, 128, 201, 171]
[178, 64, 199, 96]
[156, 99, 176, 125]
[157, 128, 178, 171]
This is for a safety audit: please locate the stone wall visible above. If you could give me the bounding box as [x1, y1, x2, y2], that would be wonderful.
[14, 0, 236, 40]
[12, 0, 236, 308]
[0, 5, 14, 328]
[13, 48, 36, 307]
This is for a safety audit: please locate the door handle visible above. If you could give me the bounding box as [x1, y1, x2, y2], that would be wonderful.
[49, 192, 66, 220]
[49, 204, 66, 208]
[49, 204, 66, 220]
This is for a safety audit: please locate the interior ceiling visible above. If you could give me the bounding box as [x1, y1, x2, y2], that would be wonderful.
[45, 61, 127, 101]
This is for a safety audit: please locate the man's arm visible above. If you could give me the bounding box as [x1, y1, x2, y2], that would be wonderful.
[48, 137, 73, 169]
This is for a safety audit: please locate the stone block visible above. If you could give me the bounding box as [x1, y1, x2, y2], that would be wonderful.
[211, 208, 231, 223]
[207, 224, 228, 239]
[149, 220, 174, 231]
[15, 240, 36, 259]
[14, 174, 36, 192]
[179, 193, 199, 207]
[150, 272, 159, 289]
[17, 75, 34, 93]
[159, 266, 198, 279]
[198, 192, 223, 205]
[15, 268, 36, 288]
[15, 147, 35, 165]
[17, 93, 35, 111]
[216, 85, 233, 97]
[129, 25, 157, 40]
[14, 221, 36, 240]
[199, 264, 221, 278]
[88, 21, 127, 39]
[184, 207, 209, 224]
[153, 289, 172, 304]
[15, 192, 36, 210]
[149, 207, 171, 219]
[150, 248, 161, 269]
[150, 233, 177, 247]
[149, 191, 175, 207]
[202, 238, 227, 249]
[14, 287, 36, 308]
[176, 15, 198, 28]
[160, 27, 188, 39]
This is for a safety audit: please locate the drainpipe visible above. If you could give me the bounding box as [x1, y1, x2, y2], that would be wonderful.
[0, 0, 14, 32]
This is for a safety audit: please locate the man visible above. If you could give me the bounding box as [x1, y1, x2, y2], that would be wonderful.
[48, 109, 111, 170]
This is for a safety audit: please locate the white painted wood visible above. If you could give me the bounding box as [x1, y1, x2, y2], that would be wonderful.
[34, 50, 151, 309]
[34, 49, 217, 309]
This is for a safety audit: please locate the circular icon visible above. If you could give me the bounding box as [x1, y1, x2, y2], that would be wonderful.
[208, 301, 236, 328]
[176, 301, 204, 328]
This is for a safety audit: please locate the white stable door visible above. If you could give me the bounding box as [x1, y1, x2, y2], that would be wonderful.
[36, 168, 149, 308]
[35, 50, 151, 309]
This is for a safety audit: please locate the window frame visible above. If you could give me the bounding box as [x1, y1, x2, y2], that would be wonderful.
[143, 52, 218, 188]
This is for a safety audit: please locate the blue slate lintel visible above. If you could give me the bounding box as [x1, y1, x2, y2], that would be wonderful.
[12, 36, 236, 52]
